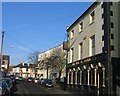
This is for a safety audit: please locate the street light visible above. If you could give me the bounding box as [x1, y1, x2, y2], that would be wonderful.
[0, 31, 4, 79]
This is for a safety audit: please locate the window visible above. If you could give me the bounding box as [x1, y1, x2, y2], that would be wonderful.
[89, 35, 95, 56]
[70, 48, 74, 62]
[26, 68, 28, 71]
[70, 30, 74, 39]
[78, 42, 83, 60]
[73, 71, 76, 84]
[77, 70, 80, 84]
[68, 33, 70, 40]
[90, 69, 95, 86]
[79, 22, 83, 32]
[90, 11, 95, 24]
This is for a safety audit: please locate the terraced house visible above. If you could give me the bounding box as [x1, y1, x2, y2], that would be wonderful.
[66, 2, 120, 95]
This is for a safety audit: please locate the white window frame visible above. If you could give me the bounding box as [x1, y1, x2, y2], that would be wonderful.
[90, 11, 95, 24]
[78, 42, 83, 60]
[79, 22, 83, 32]
[70, 30, 74, 39]
[70, 48, 74, 63]
[89, 35, 95, 56]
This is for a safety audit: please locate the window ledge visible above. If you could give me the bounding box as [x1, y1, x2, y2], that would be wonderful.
[89, 21, 95, 26]
[70, 38, 74, 40]
[79, 31, 83, 34]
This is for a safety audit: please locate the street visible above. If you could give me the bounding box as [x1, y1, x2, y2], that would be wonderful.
[12, 80, 50, 95]
[12, 79, 72, 95]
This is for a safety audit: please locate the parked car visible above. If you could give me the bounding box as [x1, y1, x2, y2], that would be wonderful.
[42, 79, 54, 87]
[0, 80, 10, 96]
[19, 76, 23, 81]
[7, 75, 16, 83]
[33, 78, 40, 84]
[39, 78, 45, 85]
[27, 77, 33, 82]
[15, 76, 19, 80]
[0, 81, 2, 95]
[2, 78, 13, 91]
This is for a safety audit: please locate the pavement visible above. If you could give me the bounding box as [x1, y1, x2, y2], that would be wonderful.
[12, 80, 73, 95]
[44, 84, 72, 95]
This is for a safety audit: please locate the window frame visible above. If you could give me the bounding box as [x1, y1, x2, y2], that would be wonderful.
[89, 11, 95, 25]
[79, 22, 83, 33]
[89, 35, 95, 56]
[78, 42, 83, 60]
[70, 30, 74, 39]
[70, 48, 74, 63]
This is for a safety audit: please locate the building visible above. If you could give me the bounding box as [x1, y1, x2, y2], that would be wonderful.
[1, 55, 10, 78]
[13, 63, 35, 78]
[66, 2, 120, 95]
[37, 44, 66, 81]
[8, 66, 14, 75]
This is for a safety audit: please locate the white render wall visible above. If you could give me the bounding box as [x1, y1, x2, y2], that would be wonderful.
[38, 44, 63, 61]
[37, 69, 49, 78]
[110, 2, 120, 57]
[22, 68, 27, 73]
[68, 2, 104, 63]
[13, 67, 20, 73]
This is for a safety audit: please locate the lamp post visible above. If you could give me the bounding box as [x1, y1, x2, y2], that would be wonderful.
[0, 31, 4, 79]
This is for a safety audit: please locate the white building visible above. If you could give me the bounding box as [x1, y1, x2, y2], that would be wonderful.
[66, 2, 120, 95]
[37, 44, 66, 81]
[13, 63, 35, 78]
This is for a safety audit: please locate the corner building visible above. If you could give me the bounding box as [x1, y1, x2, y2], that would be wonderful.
[66, 2, 120, 95]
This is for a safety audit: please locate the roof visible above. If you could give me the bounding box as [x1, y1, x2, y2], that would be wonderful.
[39, 44, 63, 55]
[14, 63, 37, 68]
[3, 55, 10, 60]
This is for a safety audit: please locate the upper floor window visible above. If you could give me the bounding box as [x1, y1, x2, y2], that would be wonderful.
[78, 42, 83, 60]
[70, 48, 74, 63]
[79, 22, 83, 32]
[89, 35, 95, 56]
[90, 11, 95, 24]
[70, 30, 74, 39]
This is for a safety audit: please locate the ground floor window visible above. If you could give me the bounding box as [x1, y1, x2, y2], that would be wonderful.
[82, 69, 87, 85]
[69, 72, 71, 84]
[77, 70, 80, 84]
[90, 69, 95, 86]
[73, 71, 76, 84]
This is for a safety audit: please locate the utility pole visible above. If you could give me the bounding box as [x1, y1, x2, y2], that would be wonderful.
[0, 31, 4, 79]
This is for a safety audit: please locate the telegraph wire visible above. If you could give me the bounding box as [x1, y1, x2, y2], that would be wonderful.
[4, 32, 36, 52]
[5, 7, 92, 31]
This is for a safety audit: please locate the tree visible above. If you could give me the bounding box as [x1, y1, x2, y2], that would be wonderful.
[44, 48, 66, 82]
[28, 51, 39, 77]
[28, 51, 39, 64]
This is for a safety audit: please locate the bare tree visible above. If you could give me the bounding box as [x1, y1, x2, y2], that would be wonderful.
[28, 51, 39, 64]
[28, 51, 39, 77]
[44, 48, 66, 82]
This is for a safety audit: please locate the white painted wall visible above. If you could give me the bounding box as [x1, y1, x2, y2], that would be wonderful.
[110, 2, 120, 57]
[68, 2, 103, 63]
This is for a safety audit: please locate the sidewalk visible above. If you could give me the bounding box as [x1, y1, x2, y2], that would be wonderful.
[44, 84, 72, 95]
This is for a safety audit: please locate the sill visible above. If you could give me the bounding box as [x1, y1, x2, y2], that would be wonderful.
[89, 21, 94, 26]
[79, 31, 83, 34]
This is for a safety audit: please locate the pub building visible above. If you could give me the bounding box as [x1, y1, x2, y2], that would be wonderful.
[64, 1, 120, 95]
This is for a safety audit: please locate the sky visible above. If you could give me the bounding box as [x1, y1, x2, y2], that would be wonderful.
[2, 2, 93, 66]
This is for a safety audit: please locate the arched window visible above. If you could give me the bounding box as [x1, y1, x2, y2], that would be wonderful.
[77, 70, 80, 84]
